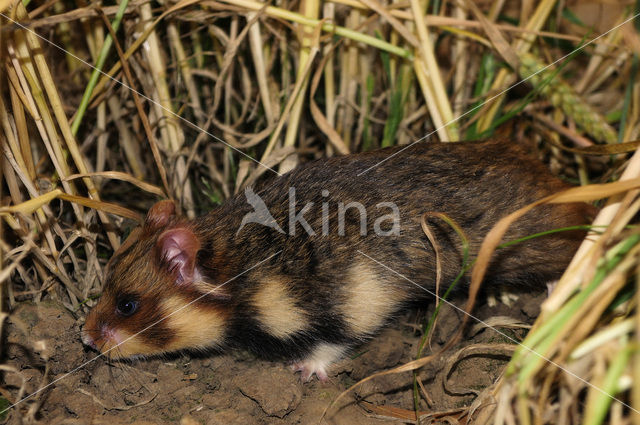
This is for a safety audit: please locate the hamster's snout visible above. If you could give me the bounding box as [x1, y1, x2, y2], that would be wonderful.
[81, 329, 98, 350]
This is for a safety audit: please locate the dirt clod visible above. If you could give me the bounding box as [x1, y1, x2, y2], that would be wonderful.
[235, 364, 303, 417]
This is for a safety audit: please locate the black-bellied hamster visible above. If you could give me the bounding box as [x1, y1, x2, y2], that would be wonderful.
[82, 140, 595, 381]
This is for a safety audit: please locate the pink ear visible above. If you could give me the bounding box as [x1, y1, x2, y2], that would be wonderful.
[156, 228, 201, 285]
[146, 200, 177, 231]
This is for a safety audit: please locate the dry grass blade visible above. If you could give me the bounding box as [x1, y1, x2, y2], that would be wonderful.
[94, 7, 170, 196]
[475, 0, 556, 132]
[443, 343, 516, 396]
[464, 0, 518, 70]
[0, 189, 142, 221]
[321, 352, 440, 422]
[278, 0, 321, 173]
[359, 400, 466, 421]
[63, 172, 165, 197]
[0, 189, 63, 214]
[309, 49, 350, 154]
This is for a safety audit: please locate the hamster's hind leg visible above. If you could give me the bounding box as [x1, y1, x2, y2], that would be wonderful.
[291, 343, 347, 382]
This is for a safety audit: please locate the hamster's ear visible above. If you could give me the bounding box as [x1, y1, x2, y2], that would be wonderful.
[156, 228, 201, 285]
[146, 200, 177, 231]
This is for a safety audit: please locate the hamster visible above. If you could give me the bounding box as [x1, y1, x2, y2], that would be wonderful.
[82, 140, 595, 381]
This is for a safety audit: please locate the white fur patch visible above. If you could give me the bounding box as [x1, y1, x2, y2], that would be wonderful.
[252, 277, 308, 339]
[161, 296, 226, 351]
[339, 262, 404, 338]
[293, 343, 346, 381]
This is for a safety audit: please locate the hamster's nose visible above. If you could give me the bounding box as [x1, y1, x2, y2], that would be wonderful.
[81, 330, 98, 350]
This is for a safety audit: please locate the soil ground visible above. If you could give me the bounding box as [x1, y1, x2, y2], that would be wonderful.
[1, 290, 545, 424]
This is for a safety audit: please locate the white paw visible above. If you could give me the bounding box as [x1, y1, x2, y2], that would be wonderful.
[291, 361, 329, 382]
[289, 343, 346, 382]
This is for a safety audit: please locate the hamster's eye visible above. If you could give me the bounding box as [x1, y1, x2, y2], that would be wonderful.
[116, 297, 139, 317]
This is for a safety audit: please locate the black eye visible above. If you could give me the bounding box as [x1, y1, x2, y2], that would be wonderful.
[116, 297, 139, 317]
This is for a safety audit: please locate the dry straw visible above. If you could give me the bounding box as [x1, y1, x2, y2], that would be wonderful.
[0, 0, 638, 423]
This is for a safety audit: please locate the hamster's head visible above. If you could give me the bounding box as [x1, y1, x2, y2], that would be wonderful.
[82, 200, 229, 359]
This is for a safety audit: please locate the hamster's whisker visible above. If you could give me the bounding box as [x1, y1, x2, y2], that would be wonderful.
[58, 329, 88, 338]
[107, 361, 117, 388]
[98, 341, 109, 357]
[119, 362, 146, 389]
